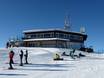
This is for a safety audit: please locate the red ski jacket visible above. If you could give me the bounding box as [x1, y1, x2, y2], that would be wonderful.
[9, 52, 14, 60]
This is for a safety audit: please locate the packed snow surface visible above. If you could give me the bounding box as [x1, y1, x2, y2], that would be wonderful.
[0, 47, 104, 78]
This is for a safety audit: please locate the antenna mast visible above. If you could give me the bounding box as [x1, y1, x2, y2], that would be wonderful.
[80, 26, 86, 33]
[64, 14, 71, 31]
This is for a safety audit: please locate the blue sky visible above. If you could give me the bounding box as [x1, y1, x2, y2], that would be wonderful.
[0, 0, 104, 51]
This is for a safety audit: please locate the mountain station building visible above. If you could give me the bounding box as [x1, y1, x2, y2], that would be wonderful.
[22, 29, 87, 49]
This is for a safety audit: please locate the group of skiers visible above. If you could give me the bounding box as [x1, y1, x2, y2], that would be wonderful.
[8, 49, 28, 69]
[54, 49, 85, 61]
[8, 49, 85, 69]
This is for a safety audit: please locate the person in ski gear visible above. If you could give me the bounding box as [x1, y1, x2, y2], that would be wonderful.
[55, 53, 60, 59]
[62, 52, 69, 56]
[62, 52, 66, 56]
[54, 53, 63, 60]
[8, 50, 14, 69]
[70, 49, 76, 59]
[19, 50, 24, 66]
[11, 51, 14, 64]
[6, 42, 9, 48]
[24, 50, 28, 64]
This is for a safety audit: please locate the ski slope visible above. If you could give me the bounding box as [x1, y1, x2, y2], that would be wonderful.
[0, 47, 104, 78]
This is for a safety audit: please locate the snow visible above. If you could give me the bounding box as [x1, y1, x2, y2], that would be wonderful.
[0, 47, 104, 78]
[23, 38, 69, 41]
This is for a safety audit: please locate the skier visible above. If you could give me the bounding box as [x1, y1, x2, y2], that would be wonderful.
[61, 52, 66, 56]
[79, 53, 85, 57]
[11, 51, 15, 64]
[8, 50, 14, 69]
[19, 50, 24, 66]
[62, 52, 69, 56]
[6, 42, 9, 48]
[24, 50, 28, 64]
[55, 53, 60, 59]
[54, 53, 63, 60]
[70, 49, 76, 59]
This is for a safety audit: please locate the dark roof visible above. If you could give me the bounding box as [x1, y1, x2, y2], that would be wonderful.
[23, 28, 87, 36]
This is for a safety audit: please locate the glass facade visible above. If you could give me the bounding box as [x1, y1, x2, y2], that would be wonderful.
[24, 32, 83, 42]
[25, 32, 83, 42]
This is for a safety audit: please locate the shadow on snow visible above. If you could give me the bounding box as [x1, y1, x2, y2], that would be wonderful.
[15, 63, 75, 71]
[0, 73, 27, 76]
[23, 63, 72, 68]
[17, 68, 68, 71]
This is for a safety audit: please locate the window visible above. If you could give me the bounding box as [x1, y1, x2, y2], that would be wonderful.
[55, 32, 59, 38]
[59, 33, 64, 38]
[70, 35, 81, 40]
[44, 33, 50, 38]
